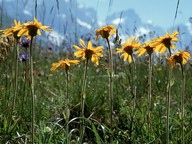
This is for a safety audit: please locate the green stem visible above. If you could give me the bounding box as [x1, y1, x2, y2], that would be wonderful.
[30, 36, 35, 144]
[106, 37, 113, 143]
[66, 70, 69, 144]
[9, 39, 19, 125]
[166, 50, 172, 144]
[180, 63, 185, 144]
[131, 56, 136, 109]
[79, 59, 88, 144]
[166, 67, 171, 144]
[129, 55, 136, 143]
[148, 54, 152, 142]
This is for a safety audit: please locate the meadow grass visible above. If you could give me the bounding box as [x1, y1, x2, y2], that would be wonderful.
[0, 38, 191, 143]
[0, 0, 192, 143]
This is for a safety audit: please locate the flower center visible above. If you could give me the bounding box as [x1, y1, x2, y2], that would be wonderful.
[124, 46, 133, 55]
[13, 30, 21, 40]
[146, 46, 154, 55]
[85, 49, 94, 59]
[27, 25, 38, 37]
[101, 30, 109, 39]
[162, 38, 172, 48]
[174, 54, 183, 64]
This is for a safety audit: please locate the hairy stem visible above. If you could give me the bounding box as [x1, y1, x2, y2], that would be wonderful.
[30, 36, 35, 144]
[79, 59, 88, 143]
[148, 54, 152, 142]
[180, 63, 185, 144]
[106, 37, 113, 143]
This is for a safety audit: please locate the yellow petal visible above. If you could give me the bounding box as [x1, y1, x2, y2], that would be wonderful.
[17, 28, 28, 37]
[73, 45, 82, 51]
[91, 54, 99, 65]
[79, 39, 86, 48]
[128, 55, 132, 63]
[37, 29, 41, 35]
[88, 41, 92, 49]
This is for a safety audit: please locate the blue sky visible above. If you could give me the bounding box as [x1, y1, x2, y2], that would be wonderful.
[78, 0, 192, 29]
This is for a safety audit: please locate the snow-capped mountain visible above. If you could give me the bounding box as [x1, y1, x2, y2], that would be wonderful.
[1, 0, 192, 51]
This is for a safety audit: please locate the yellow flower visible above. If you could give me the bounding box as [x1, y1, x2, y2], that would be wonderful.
[1, 20, 22, 40]
[73, 39, 103, 65]
[18, 17, 52, 38]
[166, 50, 190, 67]
[136, 41, 157, 57]
[116, 36, 141, 63]
[95, 25, 116, 41]
[51, 58, 80, 72]
[153, 30, 179, 54]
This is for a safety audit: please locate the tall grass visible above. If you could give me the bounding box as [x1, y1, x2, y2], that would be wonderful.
[0, 0, 192, 143]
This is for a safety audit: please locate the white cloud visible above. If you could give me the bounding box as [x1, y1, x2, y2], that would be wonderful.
[23, 9, 32, 17]
[147, 20, 153, 25]
[47, 31, 65, 47]
[135, 27, 150, 38]
[76, 18, 91, 29]
[112, 18, 124, 25]
[185, 22, 192, 35]
[97, 21, 106, 27]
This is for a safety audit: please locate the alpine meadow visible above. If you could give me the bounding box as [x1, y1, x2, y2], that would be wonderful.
[1, 0, 192, 143]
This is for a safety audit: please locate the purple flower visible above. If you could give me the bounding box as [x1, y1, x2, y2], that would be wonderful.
[19, 39, 30, 48]
[19, 52, 29, 62]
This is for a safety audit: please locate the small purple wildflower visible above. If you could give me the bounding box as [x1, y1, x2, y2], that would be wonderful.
[19, 52, 29, 62]
[48, 45, 53, 51]
[19, 39, 30, 48]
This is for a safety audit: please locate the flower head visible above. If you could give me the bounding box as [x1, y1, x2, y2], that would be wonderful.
[51, 59, 80, 72]
[153, 30, 179, 54]
[18, 17, 52, 38]
[136, 41, 157, 57]
[95, 25, 116, 41]
[116, 36, 141, 63]
[1, 20, 22, 40]
[73, 39, 103, 65]
[166, 50, 190, 67]
[19, 51, 29, 62]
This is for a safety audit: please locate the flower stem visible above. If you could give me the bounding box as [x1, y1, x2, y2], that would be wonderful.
[79, 59, 88, 143]
[166, 50, 172, 144]
[30, 36, 35, 144]
[180, 63, 185, 144]
[166, 65, 172, 144]
[9, 39, 19, 125]
[131, 56, 137, 109]
[147, 54, 152, 142]
[66, 70, 69, 144]
[106, 37, 113, 143]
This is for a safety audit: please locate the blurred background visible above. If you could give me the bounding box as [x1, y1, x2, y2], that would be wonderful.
[0, 0, 192, 50]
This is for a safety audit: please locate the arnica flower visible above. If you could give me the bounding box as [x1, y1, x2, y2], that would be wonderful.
[116, 36, 141, 63]
[73, 39, 104, 65]
[166, 50, 191, 67]
[95, 25, 116, 41]
[153, 30, 179, 54]
[51, 59, 80, 72]
[1, 20, 22, 40]
[17, 17, 52, 38]
[136, 41, 157, 57]
[19, 51, 29, 62]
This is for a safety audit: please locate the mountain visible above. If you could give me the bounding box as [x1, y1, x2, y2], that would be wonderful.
[1, 0, 192, 51]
